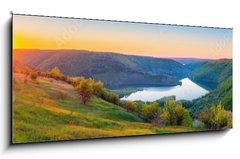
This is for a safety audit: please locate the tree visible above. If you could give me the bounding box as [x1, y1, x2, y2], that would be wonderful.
[71, 77, 85, 87]
[49, 67, 63, 79]
[160, 97, 192, 127]
[76, 79, 93, 104]
[93, 81, 104, 97]
[161, 97, 177, 126]
[182, 110, 193, 127]
[198, 103, 230, 129]
[142, 102, 162, 125]
[125, 100, 137, 112]
[108, 92, 120, 105]
[30, 71, 38, 80]
[175, 103, 185, 125]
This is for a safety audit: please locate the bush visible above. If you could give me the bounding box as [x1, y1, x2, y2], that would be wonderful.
[192, 120, 205, 129]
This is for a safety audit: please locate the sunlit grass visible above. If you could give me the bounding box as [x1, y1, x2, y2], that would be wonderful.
[13, 73, 199, 143]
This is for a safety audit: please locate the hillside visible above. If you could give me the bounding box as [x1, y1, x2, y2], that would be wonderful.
[185, 61, 209, 72]
[189, 76, 232, 117]
[13, 49, 190, 88]
[127, 55, 190, 78]
[189, 59, 232, 89]
[13, 73, 196, 143]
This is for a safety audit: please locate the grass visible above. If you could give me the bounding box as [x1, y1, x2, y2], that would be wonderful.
[13, 73, 199, 144]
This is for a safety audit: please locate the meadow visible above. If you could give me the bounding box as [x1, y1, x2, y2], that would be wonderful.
[13, 73, 198, 143]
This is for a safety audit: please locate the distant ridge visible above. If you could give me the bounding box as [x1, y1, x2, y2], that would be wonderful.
[14, 49, 190, 88]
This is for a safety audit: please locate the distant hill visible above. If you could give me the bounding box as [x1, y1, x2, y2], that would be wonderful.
[127, 56, 190, 79]
[185, 61, 209, 72]
[171, 58, 208, 65]
[188, 59, 232, 89]
[14, 49, 190, 88]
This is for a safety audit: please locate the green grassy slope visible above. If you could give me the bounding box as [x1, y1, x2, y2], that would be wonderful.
[13, 74, 196, 143]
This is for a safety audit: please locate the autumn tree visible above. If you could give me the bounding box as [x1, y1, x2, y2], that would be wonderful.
[161, 97, 177, 126]
[160, 97, 192, 127]
[76, 79, 93, 104]
[93, 81, 104, 97]
[198, 103, 230, 129]
[175, 103, 185, 125]
[142, 102, 162, 125]
[49, 67, 63, 79]
[125, 100, 137, 112]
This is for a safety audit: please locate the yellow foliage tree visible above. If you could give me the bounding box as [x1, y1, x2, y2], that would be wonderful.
[49, 67, 63, 79]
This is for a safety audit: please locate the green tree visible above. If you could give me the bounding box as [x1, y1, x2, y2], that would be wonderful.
[182, 110, 193, 127]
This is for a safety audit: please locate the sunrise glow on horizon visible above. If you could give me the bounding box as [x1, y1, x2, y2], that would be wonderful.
[13, 15, 232, 59]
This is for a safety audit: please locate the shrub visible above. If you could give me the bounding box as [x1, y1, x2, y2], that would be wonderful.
[192, 120, 205, 129]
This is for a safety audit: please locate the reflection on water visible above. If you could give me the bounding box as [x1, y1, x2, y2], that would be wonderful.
[121, 78, 209, 102]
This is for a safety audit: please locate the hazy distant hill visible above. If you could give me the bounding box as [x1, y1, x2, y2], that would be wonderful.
[171, 58, 208, 65]
[128, 56, 190, 79]
[14, 49, 190, 88]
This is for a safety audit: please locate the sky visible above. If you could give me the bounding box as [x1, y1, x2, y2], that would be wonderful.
[13, 15, 232, 59]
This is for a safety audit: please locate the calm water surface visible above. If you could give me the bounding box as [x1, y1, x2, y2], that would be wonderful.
[121, 78, 209, 102]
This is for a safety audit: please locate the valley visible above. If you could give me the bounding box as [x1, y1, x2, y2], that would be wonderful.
[13, 49, 233, 143]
